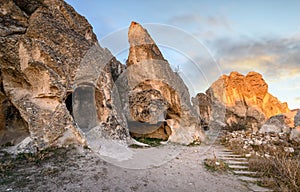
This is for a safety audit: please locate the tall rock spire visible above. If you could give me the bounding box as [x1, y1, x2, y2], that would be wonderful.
[126, 21, 205, 145]
[127, 22, 165, 66]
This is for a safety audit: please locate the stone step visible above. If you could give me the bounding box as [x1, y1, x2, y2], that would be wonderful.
[222, 157, 248, 161]
[228, 165, 249, 170]
[226, 160, 249, 165]
[210, 146, 230, 151]
[238, 176, 259, 183]
[232, 170, 258, 176]
[247, 183, 272, 192]
[216, 150, 236, 154]
[220, 154, 244, 158]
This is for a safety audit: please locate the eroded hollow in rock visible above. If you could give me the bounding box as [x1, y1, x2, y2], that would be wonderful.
[0, 99, 29, 146]
[128, 80, 182, 141]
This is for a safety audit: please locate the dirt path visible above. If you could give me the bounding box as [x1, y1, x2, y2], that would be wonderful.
[1, 144, 250, 192]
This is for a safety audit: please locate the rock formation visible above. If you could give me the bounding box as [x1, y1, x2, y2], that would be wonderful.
[0, 0, 129, 149]
[294, 110, 300, 127]
[124, 22, 205, 144]
[259, 114, 291, 133]
[0, 75, 29, 145]
[260, 109, 298, 134]
[192, 93, 211, 130]
[195, 71, 290, 131]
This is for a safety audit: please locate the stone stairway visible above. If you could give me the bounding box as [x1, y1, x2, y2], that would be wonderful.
[214, 145, 272, 192]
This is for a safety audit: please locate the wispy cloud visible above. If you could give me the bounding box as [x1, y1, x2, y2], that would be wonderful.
[168, 14, 203, 25]
[214, 35, 300, 80]
[168, 14, 233, 40]
[206, 15, 232, 30]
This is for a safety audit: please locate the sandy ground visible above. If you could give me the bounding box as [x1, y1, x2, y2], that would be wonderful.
[0, 144, 250, 192]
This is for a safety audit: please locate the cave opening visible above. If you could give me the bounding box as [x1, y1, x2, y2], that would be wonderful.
[65, 92, 73, 116]
[0, 99, 29, 146]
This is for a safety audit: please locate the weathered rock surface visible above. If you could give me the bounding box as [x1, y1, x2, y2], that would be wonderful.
[260, 110, 297, 133]
[125, 22, 205, 144]
[0, 76, 29, 145]
[259, 114, 290, 133]
[294, 110, 300, 127]
[192, 93, 211, 129]
[0, 0, 129, 149]
[195, 71, 290, 131]
[290, 126, 300, 141]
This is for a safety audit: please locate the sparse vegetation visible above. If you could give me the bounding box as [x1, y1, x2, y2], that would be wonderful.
[188, 139, 202, 146]
[204, 157, 229, 172]
[0, 146, 82, 190]
[0, 147, 68, 178]
[249, 152, 300, 192]
[134, 137, 165, 147]
[222, 131, 300, 192]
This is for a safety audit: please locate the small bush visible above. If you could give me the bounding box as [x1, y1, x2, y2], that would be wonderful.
[204, 157, 229, 172]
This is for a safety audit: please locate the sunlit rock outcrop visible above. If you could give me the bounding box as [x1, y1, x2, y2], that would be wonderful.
[194, 71, 290, 131]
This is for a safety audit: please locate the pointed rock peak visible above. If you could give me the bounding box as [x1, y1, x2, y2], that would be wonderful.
[128, 21, 154, 46]
[127, 21, 165, 66]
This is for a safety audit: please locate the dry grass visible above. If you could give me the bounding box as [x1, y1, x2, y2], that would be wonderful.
[204, 156, 229, 173]
[249, 152, 300, 192]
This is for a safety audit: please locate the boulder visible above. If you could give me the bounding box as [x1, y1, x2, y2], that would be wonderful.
[259, 109, 298, 135]
[259, 114, 290, 133]
[290, 126, 300, 141]
[125, 22, 205, 145]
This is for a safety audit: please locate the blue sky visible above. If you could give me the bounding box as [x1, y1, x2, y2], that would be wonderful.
[66, 0, 300, 109]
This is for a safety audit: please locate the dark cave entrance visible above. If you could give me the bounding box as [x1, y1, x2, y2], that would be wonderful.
[65, 92, 73, 116]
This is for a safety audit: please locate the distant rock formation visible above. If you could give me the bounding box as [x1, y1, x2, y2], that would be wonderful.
[0, 0, 129, 149]
[125, 22, 205, 144]
[194, 71, 290, 131]
[192, 93, 211, 129]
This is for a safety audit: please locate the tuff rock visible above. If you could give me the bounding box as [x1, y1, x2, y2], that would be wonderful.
[125, 22, 205, 145]
[195, 71, 290, 131]
[0, 0, 129, 150]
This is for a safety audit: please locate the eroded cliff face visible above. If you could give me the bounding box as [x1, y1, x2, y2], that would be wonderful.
[195, 71, 290, 131]
[0, 0, 129, 149]
[125, 22, 205, 144]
